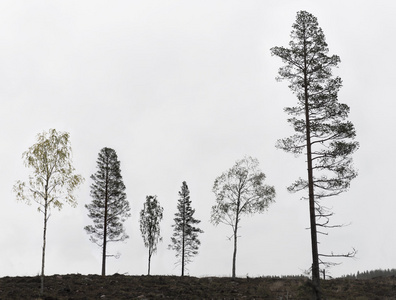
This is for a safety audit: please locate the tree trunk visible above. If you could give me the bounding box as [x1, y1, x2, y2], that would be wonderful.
[232, 228, 238, 278]
[102, 204, 108, 276]
[181, 203, 185, 277]
[303, 38, 321, 300]
[232, 207, 240, 278]
[101, 229, 107, 276]
[40, 199, 48, 296]
[232, 198, 241, 278]
[102, 171, 109, 277]
[181, 236, 185, 277]
[148, 251, 151, 276]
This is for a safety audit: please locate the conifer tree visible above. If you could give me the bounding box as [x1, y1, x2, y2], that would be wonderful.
[85, 147, 130, 276]
[140, 195, 163, 275]
[271, 11, 359, 299]
[169, 181, 203, 276]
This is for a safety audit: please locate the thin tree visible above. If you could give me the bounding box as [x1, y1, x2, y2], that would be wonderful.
[210, 156, 275, 278]
[169, 181, 203, 276]
[140, 195, 163, 275]
[271, 11, 359, 299]
[13, 129, 84, 295]
[85, 147, 130, 276]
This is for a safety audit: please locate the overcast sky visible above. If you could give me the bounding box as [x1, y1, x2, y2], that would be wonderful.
[1, 0, 395, 278]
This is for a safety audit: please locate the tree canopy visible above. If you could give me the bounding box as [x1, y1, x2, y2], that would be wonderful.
[14, 129, 83, 211]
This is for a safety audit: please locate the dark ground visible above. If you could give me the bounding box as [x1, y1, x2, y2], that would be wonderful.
[0, 274, 395, 300]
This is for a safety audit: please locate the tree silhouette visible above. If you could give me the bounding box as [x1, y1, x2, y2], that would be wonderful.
[85, 147, 130, 276]
[140, 195, 163, 275]
[211, 156, 275, 278]
[271, 11, 359, 299]
[14, 129, 84, 295]
[169, 181, 203, 276]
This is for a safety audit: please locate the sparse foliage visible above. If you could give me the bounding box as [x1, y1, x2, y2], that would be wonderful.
[271, 11, 359, 299]
[13, 129, 84, 295]
[210, 156, 275, 278]
[140, 195, 164, 275]
[169, 181, 203, 276]
[85, 147, 130, 276]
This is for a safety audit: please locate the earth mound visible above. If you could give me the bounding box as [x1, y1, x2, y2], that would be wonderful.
[0, 273, 395, 299]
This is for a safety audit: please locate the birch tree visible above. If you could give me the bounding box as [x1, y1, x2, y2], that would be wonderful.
[210, 156, 275, 278]
[140, 195, 163, 275]
[13, 129, 84, 295]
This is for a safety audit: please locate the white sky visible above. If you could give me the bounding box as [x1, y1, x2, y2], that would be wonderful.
[1, 0, 395, 278]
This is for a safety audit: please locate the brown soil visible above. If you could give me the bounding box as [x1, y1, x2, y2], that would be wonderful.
[0, 274, 395, 299]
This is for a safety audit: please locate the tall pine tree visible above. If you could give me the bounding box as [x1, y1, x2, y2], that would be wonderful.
[271, 11, 359, 299]
[85, 147, 130, 276]
[169, 181, 203, 276]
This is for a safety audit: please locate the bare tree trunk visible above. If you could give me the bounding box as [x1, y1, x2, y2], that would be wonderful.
[232, 199, 241, 278]
[181, 237, 185, 277]
[101, 230, 107, 276]
[181, 203, 185, 277]
[303, 41, 321, 300]
[40, 201, 48, 296]
[101, 203, 107, 276]
[232, 209, 240, 278]
[232, 228, 238, 278]
[102, 171, 109, 277]
[148, 251, 151, 276]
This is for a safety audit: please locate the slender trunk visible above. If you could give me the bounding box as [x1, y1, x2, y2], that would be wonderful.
[40, 199, 48, 296]
[102, 169, 109, 276]
[148, 251, 151, 276]
[232, 202, 240, 278]
[181, 234, 185, 277]
[232, 227, 238, 278]
[303, 36, 321, 300]
[181, 203, 185, 277]
[102, 209, 107, 276]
